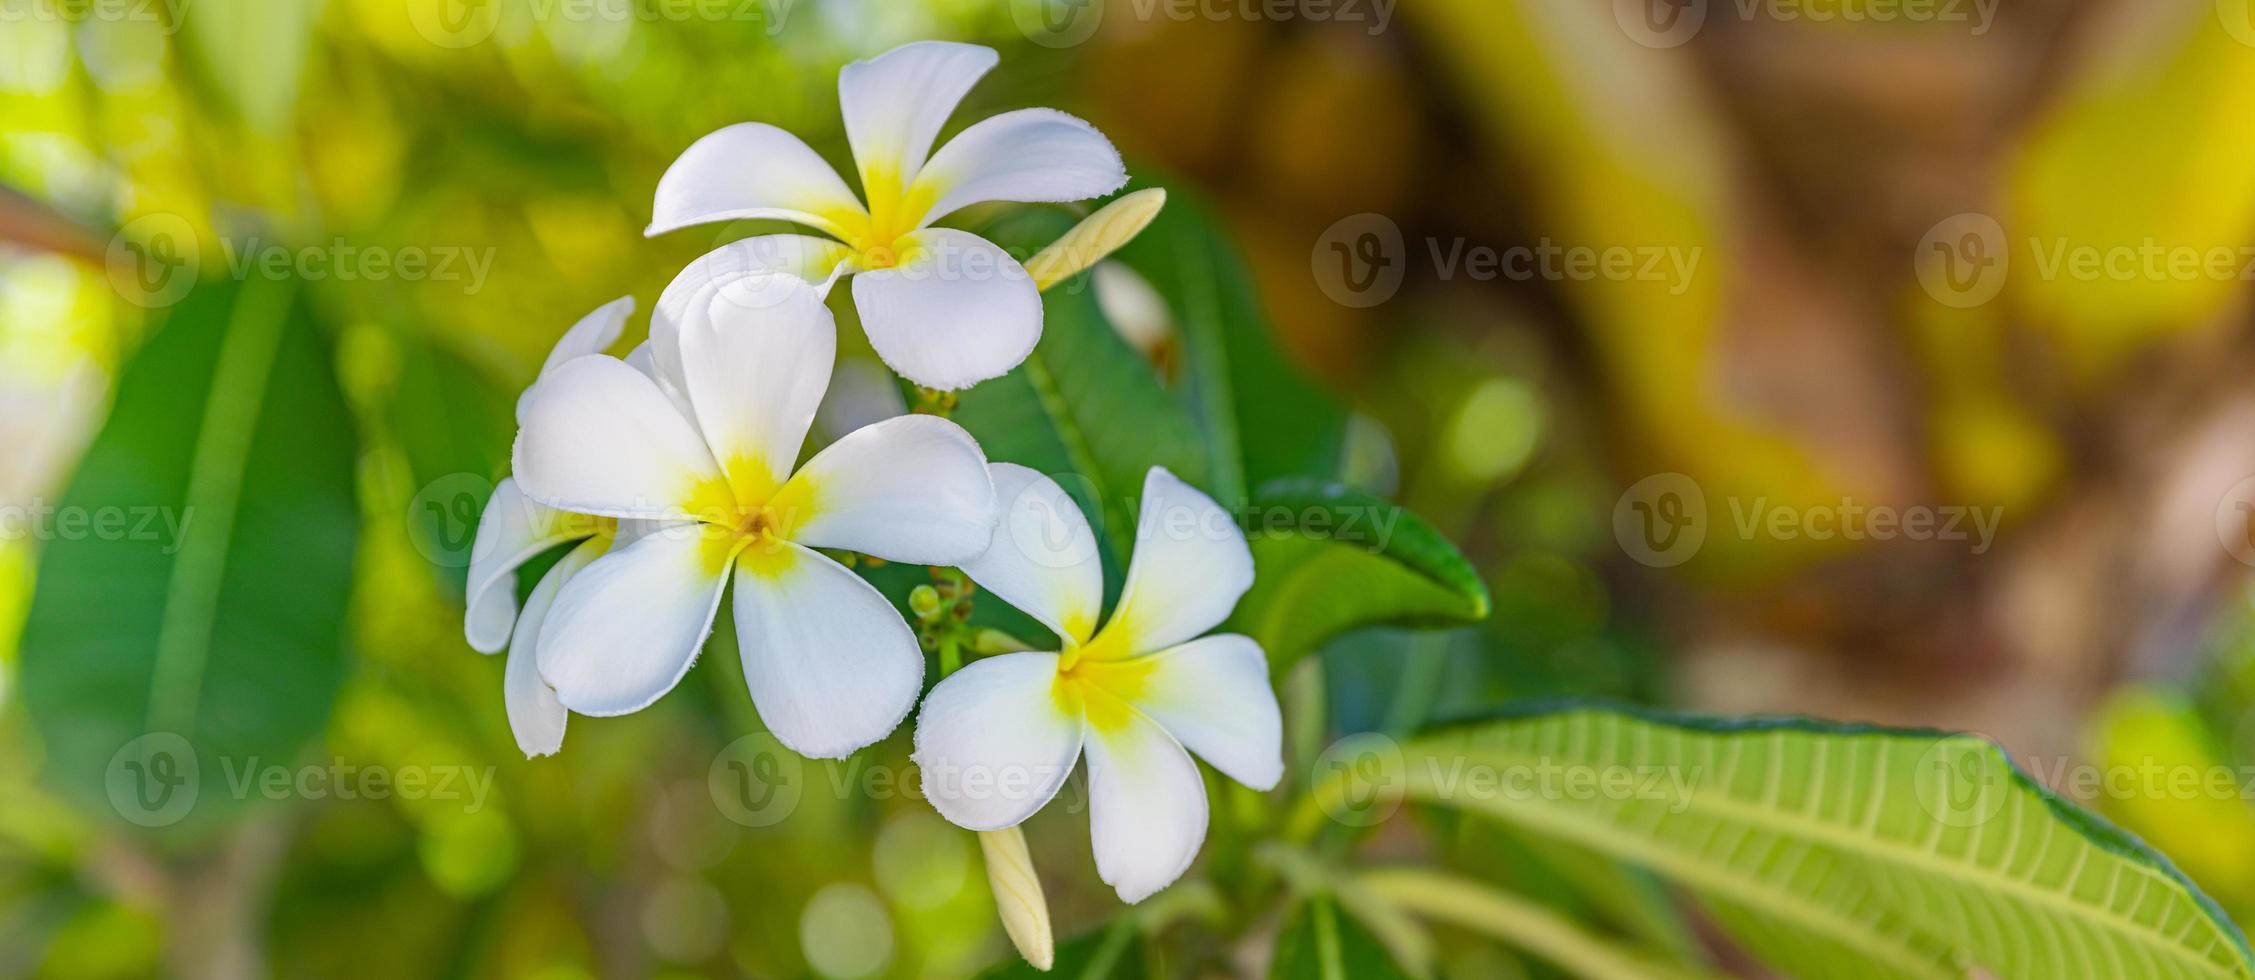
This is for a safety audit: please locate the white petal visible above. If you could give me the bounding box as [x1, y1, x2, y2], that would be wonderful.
[624, 340, 700, 433]
[464, 478, 599, 654]
[535, 526, 736, 716]
[1084, 709, 1208, 904]
[813, 355, 907, 444]
[506, 536, 604, 758]
[647, 122, 867, 238]
[959, 464, 1104, 646]
[838, 41, 997, 189]
[852, 229, 1040, 390]
[675, 273, 836, 492]
[785, 414, 994, 565]
[916, 109, 1128, 226]
[732, 543, 923, 759]
[656, 236, 858, 336]
[512, 356, 725, 521]
[912, 651, 1082, 831]
[1108, 467, 1254, 653]
[517, 296, 636, 424]
[1130, 635, 1281, 791]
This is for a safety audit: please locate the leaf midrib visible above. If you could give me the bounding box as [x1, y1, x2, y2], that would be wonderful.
[1413, 729, 2248, 979]
[147, 280, 294, 738]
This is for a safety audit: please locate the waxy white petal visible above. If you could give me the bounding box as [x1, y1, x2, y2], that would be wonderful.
[1084, 708, 1208, 904]
[517, 296, 635, 424]
[536, 526, 735, 716]
[1130, 635, 1281, 791]
[912, 651, 1083, 831]
[506, 536, 604, 758]
[838, 41, 997, 190]
[647, 122, 866, 238]
[623, 340, 700, 433]
[513, 356, 725, 521]
[852, 229, 1040, 390]
[733, 543, 924, 759]
[1108, 467, 1254, 653]
[958, 464, 1104, 647]
[917, 109, 1128, 225]
[464, 478, 597, 654]
[787, 414, 993, 565]
[676, 273, 836, 492]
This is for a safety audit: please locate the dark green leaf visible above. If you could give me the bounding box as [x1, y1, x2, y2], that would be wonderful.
[20, 278, 358, 835]
[388, 336, 513, 603]
[1229, 478, 1490, 677]
[1269, 894, 1411, 980]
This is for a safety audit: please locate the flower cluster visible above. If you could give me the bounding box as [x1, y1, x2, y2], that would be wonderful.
[462, 42, 1280, 907]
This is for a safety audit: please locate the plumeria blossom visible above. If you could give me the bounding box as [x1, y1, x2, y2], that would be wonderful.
[646, 40, 1129, 391]
[463, 296, 638, 758]
[511, 270, 997, 759]
[913, 464, 1282, 904]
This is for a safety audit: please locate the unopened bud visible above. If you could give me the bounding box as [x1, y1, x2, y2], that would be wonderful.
[909, 585, 942, 619]
[979, 826, 1054, 971]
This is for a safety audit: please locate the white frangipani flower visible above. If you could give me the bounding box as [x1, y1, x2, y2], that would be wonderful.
[912, 464, 1282, 904]
[512, 271, 997, 759]
[646, 40, 1129, 391]
[464, 296, 639, 758]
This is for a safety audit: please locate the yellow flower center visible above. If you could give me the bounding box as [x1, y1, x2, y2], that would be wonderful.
[1052, 626, 1151, 734]
[840, 166, 937, 271]
[684, 457, 821, 578]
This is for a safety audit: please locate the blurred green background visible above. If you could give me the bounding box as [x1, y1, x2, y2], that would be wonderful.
[9, 0, 2255, 976]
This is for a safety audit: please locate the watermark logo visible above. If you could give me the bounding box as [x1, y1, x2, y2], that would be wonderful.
[1313, 732, 1405, 827]
[1613, 472, 1707, 568]
[1013, 0, 1104, 48]
[2222, 0, 2255, 48]
[1916, 211, 2010, 309]
[709, 732, 803, 827]
[409, 473, 495, 569]
[1913, 740, 2007, 829]
[1313, 213, 1407, 309]
[106, 213, 200, 309]
[1614, 0, 1707, 48]
[2217, 475, 2255, 568]
[107, 732, 199, 828]
[1615, 474, 2003, 567]
[409, 0, 502, 47]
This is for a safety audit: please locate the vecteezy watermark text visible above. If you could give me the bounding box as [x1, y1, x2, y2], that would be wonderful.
[1613, 473, 2003, 568]
[1012, 0, 1396, 48]
[1313, 213, 1702, 308]
[409, 0, 797, 48]
[0, 0, 189, 30]
[105, 214, 499, 308]
[1613, 0, 2000, 49]
[0, 499, 192, 555]
[106, 733, 496, 827]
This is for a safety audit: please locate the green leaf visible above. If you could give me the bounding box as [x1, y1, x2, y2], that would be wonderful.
[956, 211, 1209, 568]
[972, 918, 1146, 980]
[1395, 706, 2255, 979]
[179, 0, 317, 134]
[1356, 868, 1702, 980]
[19, 278, 358, 834]
[1270, 893, 1412, 980]
[1108, 180, 1347, 500]
[1227, 479, 1489, 678]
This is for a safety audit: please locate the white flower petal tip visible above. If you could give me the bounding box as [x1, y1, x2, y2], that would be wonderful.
[535, 527, 734, 717]
[917, 108, 1129, 223]
[646, 122, 866, 238]
[839, 41, 1000, 185]
[853, 230, 1042, 391]
[959, 463, 1104, 647]
[790, 414, 996, 566]
[505, 537, 603, 758]
[464, 478, 598, 654]
[734, 545, 926, 759]
[512, 355, 724, 521]
[1109, 466, 1256, 652]
[1085, 714, 1208, 905]
[912, 652, 1082, 832]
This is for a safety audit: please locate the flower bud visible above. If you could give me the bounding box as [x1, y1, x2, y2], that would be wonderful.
[978, 826, 1054, 971]
[909, 585, 942, 619]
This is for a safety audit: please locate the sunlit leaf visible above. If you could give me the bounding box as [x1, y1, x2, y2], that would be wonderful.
[1393, 707, 2255, 979]
[1270, 892, 1411, 980]
[1229, 479, 1488, 678]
